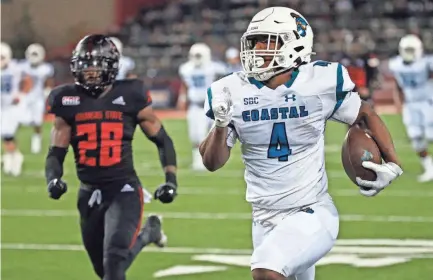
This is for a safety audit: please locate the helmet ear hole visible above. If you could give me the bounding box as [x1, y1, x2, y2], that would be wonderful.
[294, 46, 304, 52]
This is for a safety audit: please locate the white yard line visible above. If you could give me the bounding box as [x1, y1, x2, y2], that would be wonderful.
[0, 243, 252, 254]
[0, 170, 348, 185]
[3, 184, 433, 199]
[2, 209, 433, 223]
[2, 238, 433, 254]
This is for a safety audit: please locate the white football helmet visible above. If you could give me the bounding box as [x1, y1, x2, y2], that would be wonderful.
[25, 43, 46, 65]
[1, 42, 12, 68]
[240, 7, 314, 81]
[225, 47, 239, 60]
[110, 37, 123, 55]
[399, 35, 423, 63]
[188, 43, 211, 66]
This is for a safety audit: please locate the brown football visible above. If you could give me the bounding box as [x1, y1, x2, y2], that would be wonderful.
[341, 125, 381, 187]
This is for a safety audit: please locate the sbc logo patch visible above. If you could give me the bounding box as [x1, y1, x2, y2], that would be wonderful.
[62, 96, 80, 106]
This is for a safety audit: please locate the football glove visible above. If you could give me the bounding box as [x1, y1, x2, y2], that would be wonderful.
[154, 182, 177, 203]
[47, 178, 68, 200]
[212, 87, 233, 128]
[356, 162, 403, 197]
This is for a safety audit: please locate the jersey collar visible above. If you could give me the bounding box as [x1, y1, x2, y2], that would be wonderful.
[247, 69, 299, 89]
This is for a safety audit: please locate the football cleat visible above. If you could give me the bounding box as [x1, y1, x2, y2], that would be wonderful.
[141, 215, 167, 248]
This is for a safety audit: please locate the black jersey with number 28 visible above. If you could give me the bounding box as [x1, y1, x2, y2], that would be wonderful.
[48, 79, 152, 185]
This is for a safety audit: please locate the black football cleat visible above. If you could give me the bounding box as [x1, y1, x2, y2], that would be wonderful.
[141, 215, 167, 248]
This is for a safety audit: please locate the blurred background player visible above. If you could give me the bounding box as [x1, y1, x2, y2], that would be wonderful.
[110, 36, 136, 80]
[389, 35, 433, 183]
[178, 43, 227, 170]
[225, 47, 243, 73]
[1, 42, 24, 176]
[20, 43, 55, 154]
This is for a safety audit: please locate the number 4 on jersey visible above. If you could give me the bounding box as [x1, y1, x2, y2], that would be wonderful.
[267, 122, 291, 161]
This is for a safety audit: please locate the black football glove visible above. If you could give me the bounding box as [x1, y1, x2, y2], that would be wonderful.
[47, 178, 68, 200]
[154, 182, 177, 203]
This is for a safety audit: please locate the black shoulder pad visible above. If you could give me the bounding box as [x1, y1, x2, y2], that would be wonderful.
[132, 79, 152, 113]
[47, 84, 78, 116]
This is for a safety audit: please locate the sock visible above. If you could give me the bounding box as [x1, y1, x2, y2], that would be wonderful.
[3, 152, 13, 173]
[11, 150, 23, 176]
[192, 148, 200, 165]
[31, 134, 42, 153]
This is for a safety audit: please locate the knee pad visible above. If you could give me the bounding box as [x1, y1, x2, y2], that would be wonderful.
[410, 138, 427, 153]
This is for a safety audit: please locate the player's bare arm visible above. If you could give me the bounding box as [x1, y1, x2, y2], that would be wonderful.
[392, 79, 405, 112]
[200, 87, 233, 171]
[176, 80, 188, 110]
[200, 126, 231, 171]
[44, 116, 71, 199]
[44, 77, 55, 89]
[138, 105, 178, 203]
[351, 100, 403, 194]
[353, 101, 400, 166]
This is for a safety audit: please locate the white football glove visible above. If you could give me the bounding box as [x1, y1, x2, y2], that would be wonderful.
[212, 87, 233, 128]
[356, 162, 403, 197]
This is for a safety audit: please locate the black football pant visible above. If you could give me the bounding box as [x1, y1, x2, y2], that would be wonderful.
[77, 179, 146, 280]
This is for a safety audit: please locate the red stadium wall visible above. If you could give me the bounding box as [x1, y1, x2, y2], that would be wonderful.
[1, 0, 116, 48]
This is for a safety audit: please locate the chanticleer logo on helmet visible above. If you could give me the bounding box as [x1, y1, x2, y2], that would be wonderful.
[290, 13, 308, 37]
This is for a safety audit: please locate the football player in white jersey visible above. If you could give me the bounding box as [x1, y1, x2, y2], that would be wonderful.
[178, 43, 227, 170]
[225, 47, 243, 73]
[21, 43, 55, 154]
[110, 37, 136, 80]
[200, 7, 403, 280]
[1, 42, 24, 176]
[389, 35, 433, 183]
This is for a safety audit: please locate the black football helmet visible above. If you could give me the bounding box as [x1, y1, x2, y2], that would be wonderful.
[70, 34, 119, 96]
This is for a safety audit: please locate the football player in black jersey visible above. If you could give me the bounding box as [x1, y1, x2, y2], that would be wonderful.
[45, 34, 178, 280]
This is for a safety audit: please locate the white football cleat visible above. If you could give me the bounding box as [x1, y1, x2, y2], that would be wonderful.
[417, 169, 433, 183]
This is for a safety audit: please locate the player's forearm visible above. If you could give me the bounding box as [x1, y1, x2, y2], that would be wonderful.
[45, 147, 67, 184]
[361, 109, 400, 166]
[148, 126, 178, 185]
[201, 127, 230, 172]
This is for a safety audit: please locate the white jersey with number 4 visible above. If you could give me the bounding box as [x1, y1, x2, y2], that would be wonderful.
[179, 61, 227, 106]
[205, 61, 362, 209]
[388, 55, 433, 103]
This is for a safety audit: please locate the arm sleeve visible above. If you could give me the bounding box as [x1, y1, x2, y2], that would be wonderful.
[323, 64, 362, 125]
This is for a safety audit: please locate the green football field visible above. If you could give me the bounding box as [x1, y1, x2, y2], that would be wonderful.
[2, 115, 433, 280]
